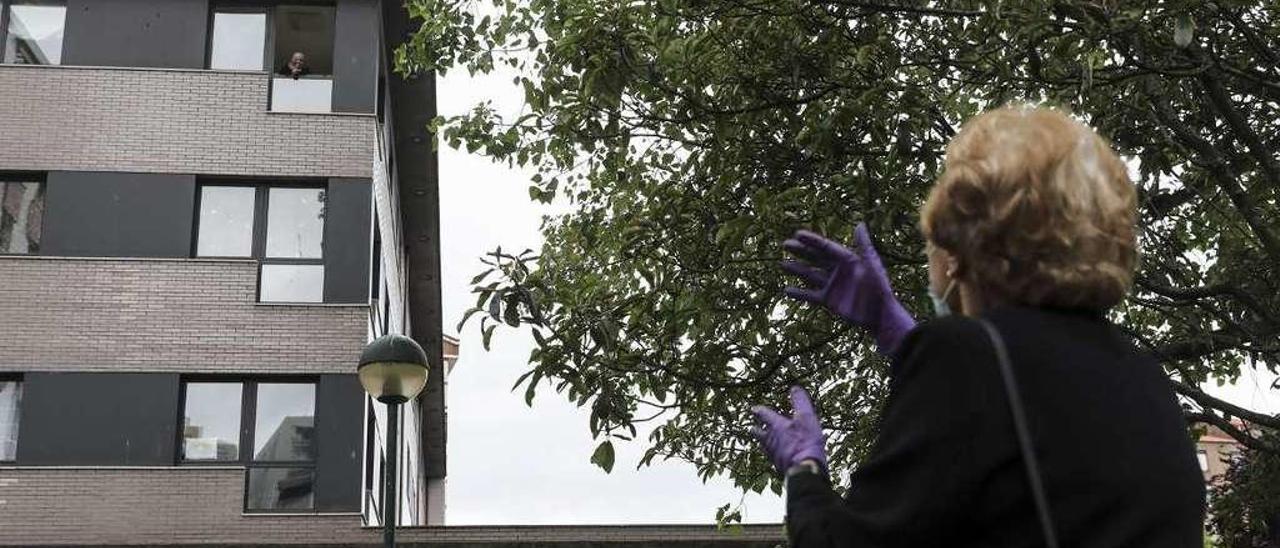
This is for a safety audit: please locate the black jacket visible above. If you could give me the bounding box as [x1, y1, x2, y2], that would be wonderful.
[787, 305, 1205, 547]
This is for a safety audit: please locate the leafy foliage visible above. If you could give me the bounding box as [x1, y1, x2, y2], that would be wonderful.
[399, 0, 1280, 495]
[1209, 431, 1280, 547]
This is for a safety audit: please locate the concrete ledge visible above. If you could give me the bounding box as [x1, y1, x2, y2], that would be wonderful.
[23, 523, 786, 547]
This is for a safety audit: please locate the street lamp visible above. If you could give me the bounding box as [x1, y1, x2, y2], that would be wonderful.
[358, 334, 429, 548]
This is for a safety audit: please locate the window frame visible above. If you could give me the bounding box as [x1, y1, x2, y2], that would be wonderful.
[0, 0, 67, 66]
[205, 4, 338, 78]
[0, 172, 46, 256]
[177, 376, 320, 513]
[0, 373, 22, 463]
[193, 180, 327, 303]
[205, 3, 272, 72]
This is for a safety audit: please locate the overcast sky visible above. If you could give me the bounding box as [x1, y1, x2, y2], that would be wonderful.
[436, 68, 786, 525]
[434, 64, 1279, 526]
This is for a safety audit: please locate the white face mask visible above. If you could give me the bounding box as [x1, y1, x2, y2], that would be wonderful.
[928, 279, 958, 317]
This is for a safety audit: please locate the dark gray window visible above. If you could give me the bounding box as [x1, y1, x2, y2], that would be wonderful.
[179, 378, 318, 512]
[193, 183, 326, 302]
[253, 383, 315, 461]
[181, 382, 243, 462]
[1, 2, 65, 65]
[0, 180, 43, 254]
[196, 186, 256, 257]
[208, 10, 267, 70]
[0, 379, 21, 461]
[260, 187, 325, 302]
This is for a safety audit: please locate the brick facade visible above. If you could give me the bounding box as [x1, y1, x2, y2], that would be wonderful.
[0, 256, 365, 374]
[0, 65, 374, 179]
[0, 468, 784, 547]
[0, 467, 367, 546]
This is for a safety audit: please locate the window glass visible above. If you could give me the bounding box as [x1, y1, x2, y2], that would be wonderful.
[0, 381, 22, 461]
[270, 78, 334, 113]
[196, 186, 256, 257]
[259, 264, 324, 303]
[209, 11, 266, 70]
[253, 383, 315, 461]
[182, 382, 243, 461]
[1196, 450, 1209, 472]
[0, 181, 44, 254]
[265, 188, 324, 258]
[3, 3, 66, 65]
[246, 467, 314, 510]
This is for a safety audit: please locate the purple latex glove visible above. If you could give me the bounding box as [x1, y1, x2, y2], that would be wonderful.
[751, 386, 828, 475]
[781, 223, 916, 356]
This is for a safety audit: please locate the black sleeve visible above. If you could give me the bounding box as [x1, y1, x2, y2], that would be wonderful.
[786, 317, 999, 547]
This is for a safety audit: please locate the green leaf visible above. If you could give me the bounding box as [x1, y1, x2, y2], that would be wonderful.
[456, 307, 484, 332]
[470, 268, 495, 285]
[488, 288, 505, 320]
[1174, 14, 1195, 48]
[590, 440, 615, 473]
[523, 370, 541, 406]
[481, 324, 496, 351]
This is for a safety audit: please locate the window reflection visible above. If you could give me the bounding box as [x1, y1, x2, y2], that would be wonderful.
[0, 181, 44, 254]
[0, 381, 22, 461]
[182, 383, 243, 461]
[2, 3, 66, 65]
[247, 467, 314, 511]
[209, 11, 266, 70]
[253, 383, 315, 461]
[196, 186, 256, 257]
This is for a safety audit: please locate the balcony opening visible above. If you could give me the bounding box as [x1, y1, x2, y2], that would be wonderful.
[270, 5, 335, 113]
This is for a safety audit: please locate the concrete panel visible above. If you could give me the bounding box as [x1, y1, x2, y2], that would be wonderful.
[323, 178, 372, 304]
[315, 374, 365, 512]
[42, 171, 196, 257]
[332, 0, 379, 113]
[16, 373, 179, 465]
[63, 0, 210, 69]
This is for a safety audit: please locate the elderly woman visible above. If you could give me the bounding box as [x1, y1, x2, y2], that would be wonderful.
[753, 106, 1205, 547]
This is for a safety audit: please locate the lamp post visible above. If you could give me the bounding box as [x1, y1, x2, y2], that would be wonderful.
[358, 334, 429, 548]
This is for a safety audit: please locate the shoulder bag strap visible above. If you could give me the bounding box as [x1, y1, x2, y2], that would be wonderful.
[977, 318, 1061, 548]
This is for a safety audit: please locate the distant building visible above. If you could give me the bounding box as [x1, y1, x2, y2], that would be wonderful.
[1196, 423, 1244, 484]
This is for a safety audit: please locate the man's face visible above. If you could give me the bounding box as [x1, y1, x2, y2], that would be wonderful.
[288, 53, 306, 73]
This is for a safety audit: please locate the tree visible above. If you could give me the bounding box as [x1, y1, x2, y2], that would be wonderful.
[1209, 433, 1280, 547]
[397, 0, 1280, 496]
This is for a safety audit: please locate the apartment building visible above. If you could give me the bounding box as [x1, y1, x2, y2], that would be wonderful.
[0, 0, 453, 543]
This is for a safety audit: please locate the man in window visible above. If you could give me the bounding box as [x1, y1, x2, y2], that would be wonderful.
[278, 52, 311, 79]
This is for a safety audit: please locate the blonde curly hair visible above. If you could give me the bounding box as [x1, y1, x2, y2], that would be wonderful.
[920, 105, 1138, 311]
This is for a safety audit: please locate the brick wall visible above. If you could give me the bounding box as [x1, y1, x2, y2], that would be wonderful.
[0, 65, 374, 178]
[0, 256, 365, 374]
[0, 467, 370, 545]
[0, 467, 784, 546]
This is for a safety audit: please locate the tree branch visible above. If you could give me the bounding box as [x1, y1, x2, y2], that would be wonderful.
[1185, 411, 1280, 454]
[1175, 381, 1280, 430]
